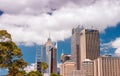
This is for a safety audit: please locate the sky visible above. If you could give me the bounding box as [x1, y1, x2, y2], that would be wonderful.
[0, 0, 120, 74]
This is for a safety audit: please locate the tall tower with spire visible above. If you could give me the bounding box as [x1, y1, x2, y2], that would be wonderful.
[45, 37, 57, 75]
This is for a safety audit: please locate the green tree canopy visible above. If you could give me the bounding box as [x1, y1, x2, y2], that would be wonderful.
[27, 71, 43, 76]
[0, 30, 28, 75]
[50, 73, 60, 76]
[40, 62, 48, 73]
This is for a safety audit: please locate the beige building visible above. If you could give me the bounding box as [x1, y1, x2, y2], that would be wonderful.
[71, 27, 100, 70]
[60, 61, 76, 76]
[94, 56, 120, 76]
[82, 59, 94, 76]
[80, 29, 100, 67]
[72, 70, 83, 76]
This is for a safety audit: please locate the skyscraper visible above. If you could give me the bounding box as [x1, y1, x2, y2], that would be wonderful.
[45, 37, 57, 75]
[71, 27, 100, 70]
[80, 29, 100, 66]
[71, 26, 84, 70]
[36, 46, 43, 73]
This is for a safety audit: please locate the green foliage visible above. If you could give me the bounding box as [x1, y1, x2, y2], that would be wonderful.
[27, 71, 43, 76]
[50, 73, 60, 76]
[0, 30, 11, 40]
[40, 62, 48, 73]
[0, 30, 28, 75]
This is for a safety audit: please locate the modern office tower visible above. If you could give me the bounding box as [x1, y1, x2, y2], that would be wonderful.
[82, 59, 94, 76]
[60, 61, 76, 76]
[94, 56, 120, 76]
[50, 47, 57, 73]
[80, 29, 100, 66]
[45, 37, 57, 75]
[61, 53, 71, 63]
[71, 26, 100, 70]
[71, 26, 84, 70]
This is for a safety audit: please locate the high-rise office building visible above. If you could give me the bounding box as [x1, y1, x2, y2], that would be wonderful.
[50, 47, 57, 73]
[71, 27, 100, 70]
[71, 26, 84, 70]
[80, 29, 100, 66]
[45, 37, 57, 75]
[36, 46, 43, 73]
[94, 56, 120, 76]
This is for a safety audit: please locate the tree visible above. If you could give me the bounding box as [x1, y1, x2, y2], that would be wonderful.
[40, 62, 48, 74]
[0, 30, 27, 75]
[27, 71, 43, 76]
[8, 58, 28, 76]
[50, 73, 60, 76]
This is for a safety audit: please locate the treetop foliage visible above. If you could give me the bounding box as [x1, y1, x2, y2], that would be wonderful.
[0, 30, 28, 75]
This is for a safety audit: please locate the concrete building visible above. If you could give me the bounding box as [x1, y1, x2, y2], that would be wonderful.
[94, 56, 120, 76]
[71, 26, 84, 70]
[72, 70, 83, 76]
[80, 29, 100, 65]
[71, 27, 100, 70]
[82, 59, 94, 76]
[45, 37, 57, 75]
[60, 61, 76, 76]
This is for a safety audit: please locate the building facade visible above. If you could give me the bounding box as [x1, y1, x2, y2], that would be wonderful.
[80, 29, 100, 67]
[71, 26, 84, 70]
[45, 38, 57, 75]
[94, 56, 120, 76]
[82, 59, 94, 76]
[71, 27, 100, 70]
[60, 61, 76, 76]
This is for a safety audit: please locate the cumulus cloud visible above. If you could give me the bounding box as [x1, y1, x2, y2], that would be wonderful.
[0, 0, 120, 46]
[0, 0, 96, 14]
[24, 63, 37, 73]
[100, 41, 113, 52]
[112, 37, 120, 54]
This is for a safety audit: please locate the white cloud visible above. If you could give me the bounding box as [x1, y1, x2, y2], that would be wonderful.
[112, 37, 120, 54]
[0, 0, 96, 14]
[24, 63, 37, 73]
[100, 41, 112, 51]
[0, 0, 120, 46]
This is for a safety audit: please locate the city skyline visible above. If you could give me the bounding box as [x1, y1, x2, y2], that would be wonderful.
[0, 0, 120, 75]
[60, 27, 120, 76]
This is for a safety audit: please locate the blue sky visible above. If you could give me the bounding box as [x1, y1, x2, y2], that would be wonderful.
[0, 0, 120, 74]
